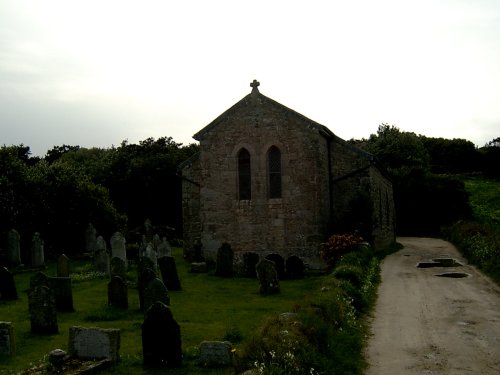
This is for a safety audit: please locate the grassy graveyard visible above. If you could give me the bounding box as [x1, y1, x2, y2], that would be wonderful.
[0, 248, 324, 374]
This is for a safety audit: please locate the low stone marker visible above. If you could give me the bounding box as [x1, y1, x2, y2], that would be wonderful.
[256, 258, 280, 294]
[68, 326, 120, 362]
[108, 276, 128, 309]
[142, 302, 182, 368]
[57, 254, 70, 277]
[198, 341, 233, 368]
[158, 256, 182, 291]
[0, 322, 15, 356]
[29, 285, 58, 334]
[0, 267, 18, 300]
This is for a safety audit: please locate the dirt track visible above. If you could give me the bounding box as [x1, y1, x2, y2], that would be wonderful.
[365, 237, 500, 374]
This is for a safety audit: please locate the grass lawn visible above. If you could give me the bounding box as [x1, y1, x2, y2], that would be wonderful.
[0, 249, 323, 374]
[462, 176, 500, 228]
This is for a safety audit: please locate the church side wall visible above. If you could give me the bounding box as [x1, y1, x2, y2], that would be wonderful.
[181, 157, 202, 260]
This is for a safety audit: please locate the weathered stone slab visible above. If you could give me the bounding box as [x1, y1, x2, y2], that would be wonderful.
[29, 285, 58, 334]
[143, 278, 170, 313]
[198, 341, 233, 367]
[0, 322, 15, 356]
[190, 262, 208, 273]
[0, 267, 18, 300]
[30, 232, 45, 268]
[6, 229, 21, 267]
[110, 257, 127, 279]
[68, 326, 120, 362]
[156, 237, 172, 257]
[265, 253, 285, 280]
[108, 276, 128, 309]
[256, 258, 280, 294]
[110, 232, 127, 268]
[158, 256, 181, 291]
[94, 249, 110, 275]
[142, 302, 181, 368]
[30, 271, 49, 290]
[138, 267, 157, 312]
[57, 254, 70, 277]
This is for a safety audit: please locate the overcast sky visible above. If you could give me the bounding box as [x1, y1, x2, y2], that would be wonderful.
[1, 1, 499, 156]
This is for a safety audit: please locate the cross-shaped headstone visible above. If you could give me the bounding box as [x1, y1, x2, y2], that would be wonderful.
[250, 79, 260, 92]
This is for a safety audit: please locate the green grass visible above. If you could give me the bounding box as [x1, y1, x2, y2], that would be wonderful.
[0, 249, 322, 374]
[462, 176, 500, 227]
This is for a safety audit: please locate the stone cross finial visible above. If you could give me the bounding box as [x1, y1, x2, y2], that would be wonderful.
[250, 79, 260, 92]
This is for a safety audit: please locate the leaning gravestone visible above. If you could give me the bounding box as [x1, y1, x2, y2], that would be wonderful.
[68, 326, 120, 362]
[110, 232, 127, 268]
[143, 278, 170, 313]
[110, 257, 127, 279]
[29, 285, 58, 334]
[108, 276, 128, 309]
[6, 229, 21, 267]
[158, 256, 181, 291]
[142, 301, 181, 368]
[0, 267, 18, 300]
[85, 223, 97, 255]
[30, 232, 45, 268]
[198, 341, 233, 368]
[0, 322, 15, 356]
[138, 267, 157, 312]
[94, 249, 110, 275]
[256, 258, 280, 294]
[156, 237, 172, 258]
[48, 277, 74, 312]
[215, 243, 233, 277]
[57, 254, 70, 277]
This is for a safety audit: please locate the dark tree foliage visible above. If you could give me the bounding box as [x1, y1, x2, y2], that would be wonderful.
[420, 136, 481, 173]
[480, 137, 500, 179]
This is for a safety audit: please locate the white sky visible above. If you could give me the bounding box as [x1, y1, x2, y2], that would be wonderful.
[1, 0, 499, 156]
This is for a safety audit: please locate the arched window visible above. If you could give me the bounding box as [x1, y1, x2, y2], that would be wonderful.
[268, 146, 282, 199]
[238, 148, 251, 200]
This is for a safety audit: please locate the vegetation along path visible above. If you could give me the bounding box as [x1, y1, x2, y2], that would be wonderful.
[365, 237, 500, 374]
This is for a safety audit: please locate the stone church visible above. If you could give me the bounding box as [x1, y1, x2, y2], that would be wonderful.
[180, 81, 395, 269]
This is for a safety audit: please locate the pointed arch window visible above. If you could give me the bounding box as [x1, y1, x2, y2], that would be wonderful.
[268, 146, 282, 199]
[238, 148, 251, 200]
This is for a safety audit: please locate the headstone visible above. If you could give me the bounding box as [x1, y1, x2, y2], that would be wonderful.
[30, 232, 45, 268]
[215, 243, 233, 277]
[96, 235, 107, 252]
[158, 256, 181, 291]
[48, 277, 74, 312]
[190, 262, 208, 273]
[256, 258, 280, 294]
[68, 326, 120, 362]
[6, 229, 21, 267]
[285, 255, 305, 279]
[142, 302, 181, 368]
[0, 267, 18, 300]
[30, 271, 49, 290]
[0, 322, 15, 356]
[143, 278, 170, 313]
[110, 257, 127, 279]
[265, 253, 285, 280]
[198, 341, 233, 368]
[138, 267, 157, 312]
[85, 223, 97, 255]
[94, 249, 110, 275]
[57, 254, 70, 277]
[29, 285, 58, 334]
[143, 244, 157, 271]
[110, 232, 127, 268]
[157, 237, 172, 258]
[108, 276, 128, 309]
[152, 234, 161, 251]
[144, 219, 154, 245]
[242, 252, 260, 278]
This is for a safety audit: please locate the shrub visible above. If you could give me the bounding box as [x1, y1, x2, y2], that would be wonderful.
[320, 233, 364, 270]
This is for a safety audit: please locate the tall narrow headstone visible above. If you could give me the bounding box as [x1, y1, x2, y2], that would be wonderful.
[157, 237, 172, 258]
[85, 223, 97, 255]
[0, 322, 15, 356]
[108, 276, 128, 309]
[143, 278, 170, 313]
[144, 244, 157, 271]
[142, 302, 182, 368]
[94, 249, 110, 275]
[6, 229, 21, 267]
[215, 243, 233, 277]
[138, 267, 157, 312]
[110, 232, 127, 268]
[158, 256, 182, 291]
[256, 258, 280, 294]
[29, 285, 58, 334]
[57, 254, 70, 277]
[30, 232, 44, 268]
[0, 267, 18, 300]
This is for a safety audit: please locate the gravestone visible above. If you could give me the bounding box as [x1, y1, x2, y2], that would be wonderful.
[0, 267, 18, 300]
[110, 232, 127, 268]
[256, 258, 280, 294]
[30, 232, 45, 268]
[143, 244, 157, 271]
[6, 229, 21, 267]
[30, 271, 49, 290]
[215, 243, 233, 277]
[158, 256, 181, 291]
[190, 262, 208, 273]
[198, 341, 233, 368]
[285, 255, 305, 279]
[94, 249, 110, 275]
[142, 302, 181, 368]
[265, 253, 285, 280]
[110, 257, 127, 279]
[85, 223, 97, 255]
[138, 267, 157, 312]
[68, 326, 120, 362]
[57, 254, 70, 277]
[242, 252, 259, 278]
[0, 322, 15, 356]
[157, 237, 172, 258]
[143, 278, 170, 313]
[144, 219, 154, 245]
[29, 285, 58, 334]
[153, 234, 161, 251]
[48, 277, 74, 312]
[96, 235, 107, 252]
[108, 276, 128, 309]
